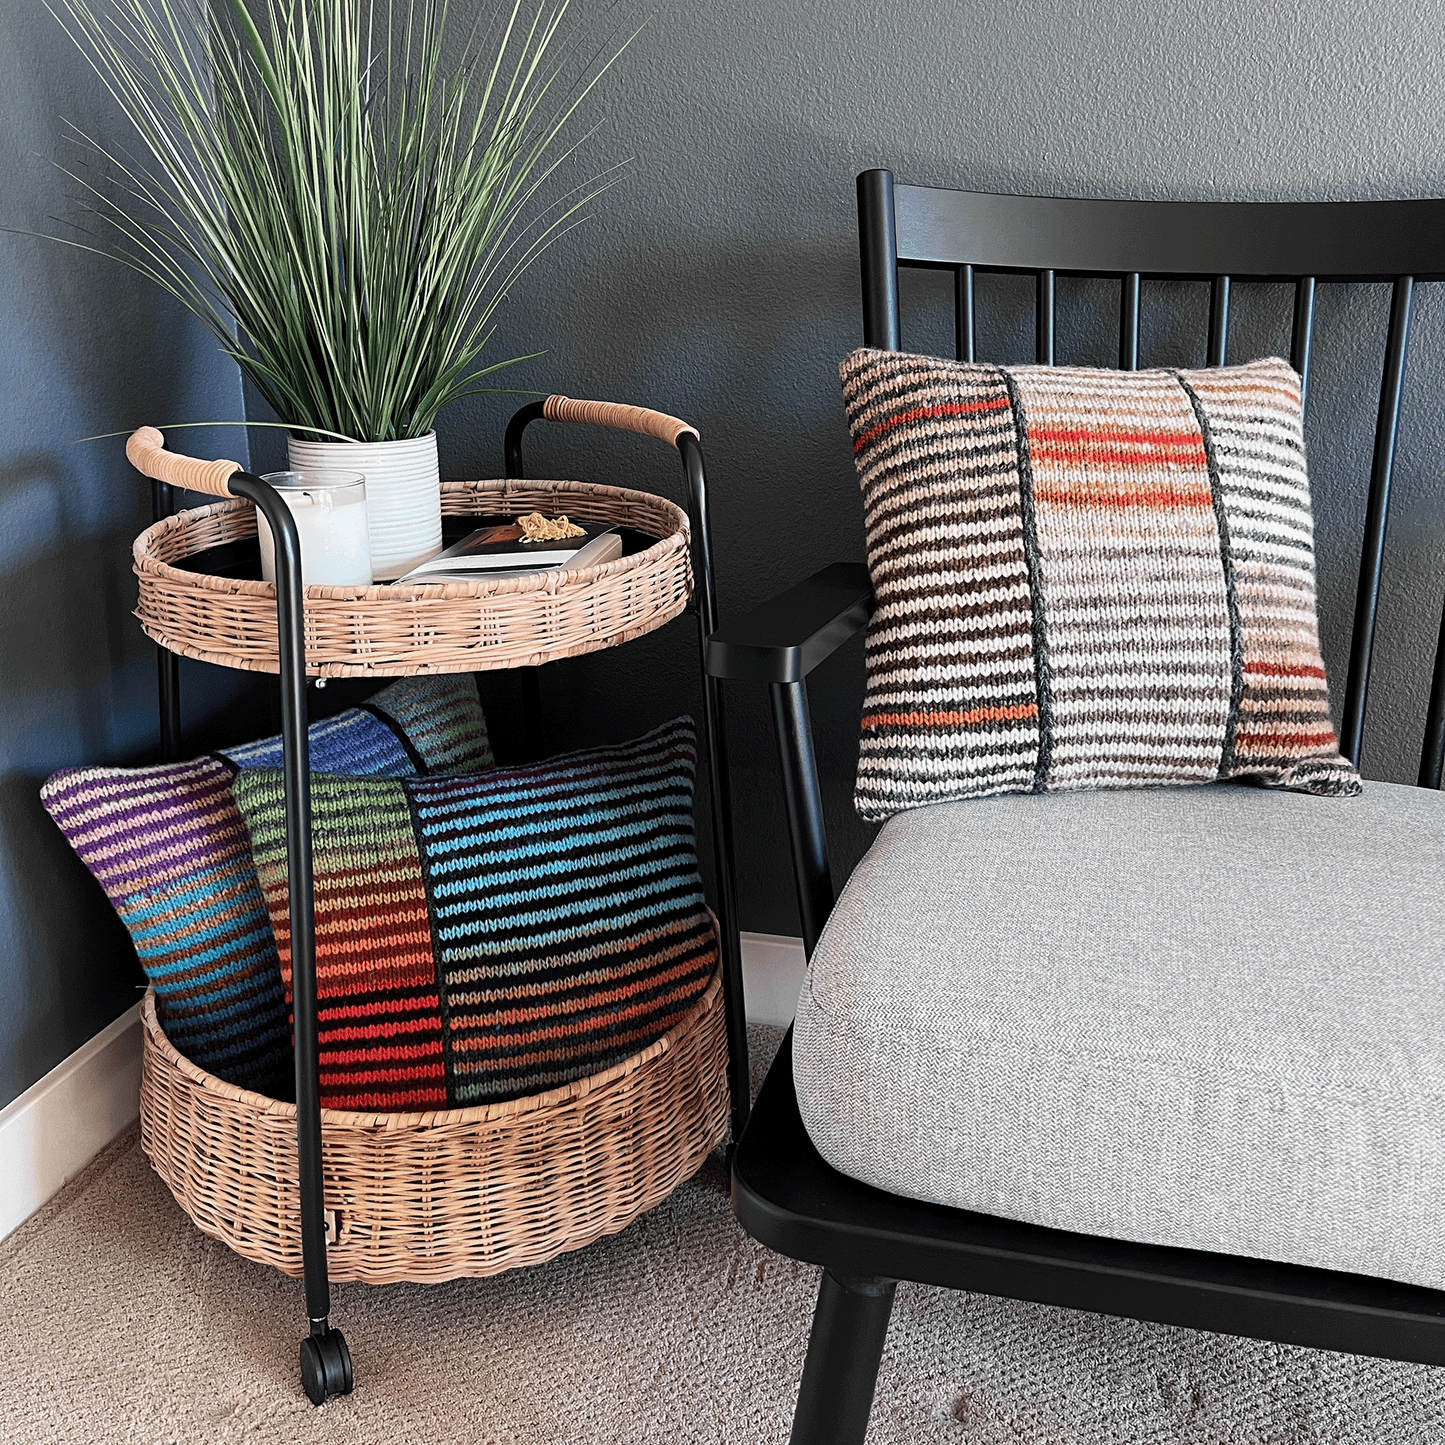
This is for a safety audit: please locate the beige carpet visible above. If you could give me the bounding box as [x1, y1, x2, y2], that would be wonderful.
[3, 1029, 1443, 1444]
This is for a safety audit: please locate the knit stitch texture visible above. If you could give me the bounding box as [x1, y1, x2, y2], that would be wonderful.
[840, 349, 1360, 820]
[232, 717, 719, 1112]
[40, 676, 493, 1096]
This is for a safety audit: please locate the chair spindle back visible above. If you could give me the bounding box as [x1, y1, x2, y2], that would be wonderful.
[857, 168, 1445, 787]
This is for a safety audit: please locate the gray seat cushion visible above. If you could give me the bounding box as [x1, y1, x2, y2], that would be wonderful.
[792, 781, 1445, 1290]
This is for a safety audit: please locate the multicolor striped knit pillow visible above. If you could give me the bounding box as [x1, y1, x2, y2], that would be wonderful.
[231, 717, 719, 1111]
[40, 677, 493, 1096]
[841, 349, 1361, 820]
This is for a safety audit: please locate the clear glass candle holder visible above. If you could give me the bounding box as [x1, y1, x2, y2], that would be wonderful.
[256, 472, 373, 588]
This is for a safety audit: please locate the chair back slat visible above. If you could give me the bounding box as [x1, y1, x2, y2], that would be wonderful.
[955, 265, 976, 361]
[1208, 276, 1231, 366]
[1036, 270, 1056, 364]
[1341, 275, 1415, 765]
[1119, 274, 1141, 370]
[1420, 612, 1445, 788]
[1291, 277, 1317, 414]
[858, 169, 901, 350]
[860, 168, 1445, 786]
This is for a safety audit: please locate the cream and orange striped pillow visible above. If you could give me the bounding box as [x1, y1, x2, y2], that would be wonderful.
[840, 349, 1360, 821]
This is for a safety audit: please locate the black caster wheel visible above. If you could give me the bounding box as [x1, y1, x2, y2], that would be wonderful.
[300, 1327, 353, 1405]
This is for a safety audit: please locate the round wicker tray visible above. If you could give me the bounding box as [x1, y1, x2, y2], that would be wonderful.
[133, 479, 693, 676]
[139, 964, 729, 1285]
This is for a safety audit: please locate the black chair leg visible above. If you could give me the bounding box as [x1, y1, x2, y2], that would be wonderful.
[790, 1270, 897, 1445]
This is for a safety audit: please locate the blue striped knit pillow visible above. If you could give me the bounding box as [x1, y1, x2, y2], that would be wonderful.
[41, 677, 493, 1097]
[231, 717, 719, 1110]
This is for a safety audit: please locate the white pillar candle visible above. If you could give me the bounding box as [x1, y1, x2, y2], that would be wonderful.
[257, 476, 373, 588]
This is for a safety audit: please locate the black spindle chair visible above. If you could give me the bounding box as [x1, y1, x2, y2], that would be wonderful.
[706, 169, 1445, 1444]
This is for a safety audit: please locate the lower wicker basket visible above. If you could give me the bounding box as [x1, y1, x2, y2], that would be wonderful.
[139, 966, 729, 1286]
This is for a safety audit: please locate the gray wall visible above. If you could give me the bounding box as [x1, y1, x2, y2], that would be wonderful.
[0, 0, 255, 1106]
[7, 0, 1444, 1107]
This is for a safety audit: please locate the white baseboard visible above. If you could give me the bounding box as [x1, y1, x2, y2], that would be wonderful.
[0, 933, 807, 1242]
[740, 931, 807, 1028]
[0, 1003, 142, 1242]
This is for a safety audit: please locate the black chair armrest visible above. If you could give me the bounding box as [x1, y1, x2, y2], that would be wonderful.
[704, 563, 874, 683]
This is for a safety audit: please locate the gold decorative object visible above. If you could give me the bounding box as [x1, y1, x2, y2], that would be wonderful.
[518, 511, 585, 542]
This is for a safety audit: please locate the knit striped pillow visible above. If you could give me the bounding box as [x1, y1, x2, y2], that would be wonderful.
[841, 349, 1361, 821]
[231, 717, 719, 1111]
[40, 677, 493, 1096]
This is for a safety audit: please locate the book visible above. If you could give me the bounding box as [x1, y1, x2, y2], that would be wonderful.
[399, 519, 622, 581]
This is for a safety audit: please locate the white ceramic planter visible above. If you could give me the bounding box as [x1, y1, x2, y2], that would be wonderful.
[287, 432, 443, 580]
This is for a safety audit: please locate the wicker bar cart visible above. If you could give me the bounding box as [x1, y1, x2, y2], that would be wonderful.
[124, 398, 748, 1405]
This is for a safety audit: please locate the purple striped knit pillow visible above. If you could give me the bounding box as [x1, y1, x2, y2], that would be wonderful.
[40, 677, 492, 1096]
[841, 348, 1360, 821]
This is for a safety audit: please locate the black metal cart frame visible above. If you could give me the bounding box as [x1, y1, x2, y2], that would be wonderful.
[148, 404, 750, 1405]
[704, 169, 1445, 1444]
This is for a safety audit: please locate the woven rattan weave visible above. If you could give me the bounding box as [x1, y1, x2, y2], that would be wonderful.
[133, 479, 692, 676]
[140, 954, 729, 1285]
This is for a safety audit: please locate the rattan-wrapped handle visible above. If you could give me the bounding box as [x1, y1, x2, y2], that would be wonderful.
[543, 396, 699, 448]
[126, 427, 242, 498]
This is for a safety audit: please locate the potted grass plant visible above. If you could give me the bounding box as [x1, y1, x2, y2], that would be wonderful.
[50, 0, 628, 578]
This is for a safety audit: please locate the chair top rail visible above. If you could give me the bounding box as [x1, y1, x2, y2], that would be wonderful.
[890, 178, 1445, 281]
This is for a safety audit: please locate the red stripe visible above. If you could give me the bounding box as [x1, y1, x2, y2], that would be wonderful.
[1243, 663, 1327, 680]
[323, 1020, 443, 1045]
[320, 1041, 445, 1067]
[328, 1093, 447, 1111]
[318, 994, 441, 1021]
[1028, 426, 1208, 474]
[322, 1082, 447, 1109]
[853, 397, 1011, 453]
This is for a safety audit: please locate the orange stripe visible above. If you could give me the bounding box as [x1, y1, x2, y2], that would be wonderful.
[452, 980, 706, 1037]
[853, 397, 1011, 452]
[1028, 426, 1204, 448]
[1031, 483, 1212, 508]
[1234, 728, 1336, 749]
[449, 951, 709, 1021]
[862, 703, 1038, 730]
[449, 989, 703, 1052]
